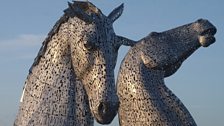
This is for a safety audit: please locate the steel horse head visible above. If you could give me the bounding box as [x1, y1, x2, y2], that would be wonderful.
[117, 19, 216, 125]
[14, 1, 135, 125]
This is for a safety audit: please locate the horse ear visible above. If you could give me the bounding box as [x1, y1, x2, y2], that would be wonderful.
[64, 1, 93, 23]
[108, 3, 124, 23]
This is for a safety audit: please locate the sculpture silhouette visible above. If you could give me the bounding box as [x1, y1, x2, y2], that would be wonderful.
[14, 1, 135, 126]
[117, 19, 216, 126]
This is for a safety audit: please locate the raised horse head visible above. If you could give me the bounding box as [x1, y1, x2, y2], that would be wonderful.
[140, 19, 216, 77]
[63, 1, 134, 124]
[116, 19, 216, 126]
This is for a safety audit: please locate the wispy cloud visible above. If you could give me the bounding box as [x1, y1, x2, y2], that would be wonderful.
[0, 34, 45, 61]
[0, 34, 44, 49]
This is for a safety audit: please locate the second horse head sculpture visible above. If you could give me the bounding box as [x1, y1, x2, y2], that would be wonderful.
[117, 19, 216, 126]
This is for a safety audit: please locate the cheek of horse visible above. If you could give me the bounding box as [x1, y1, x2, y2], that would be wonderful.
[164, 61, 182, 78]
[70, 45, 94, 79]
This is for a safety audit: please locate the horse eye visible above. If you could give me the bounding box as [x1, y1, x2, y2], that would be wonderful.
[84, 42, 96, 51]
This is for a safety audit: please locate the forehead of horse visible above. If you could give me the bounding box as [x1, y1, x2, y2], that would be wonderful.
[68, 1, 105, 18]
[75, 2, 101, 14]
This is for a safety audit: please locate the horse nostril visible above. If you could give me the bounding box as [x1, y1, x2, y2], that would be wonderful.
[98, 102, 107, 115]
[95, 101, 119, 124]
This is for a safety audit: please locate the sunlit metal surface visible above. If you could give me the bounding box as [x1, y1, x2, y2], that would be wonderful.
[117, 19, 216, 126]
[14, 1, 135, 126]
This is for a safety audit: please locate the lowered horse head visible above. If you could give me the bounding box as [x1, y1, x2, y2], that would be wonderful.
[15, 1, 134, 125]
[140, 19, 216, 77]
[63, 1, 130, 124]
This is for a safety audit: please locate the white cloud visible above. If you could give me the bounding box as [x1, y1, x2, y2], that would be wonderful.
[0, 34, 45, 48]
[0, 34, 45, 61]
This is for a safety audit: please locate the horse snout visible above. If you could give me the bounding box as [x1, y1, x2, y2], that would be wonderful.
[199, 27, 217, 47]
[95, 101, 119, 124]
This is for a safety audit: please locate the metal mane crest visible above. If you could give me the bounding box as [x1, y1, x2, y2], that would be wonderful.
[64, 1, 103, 23]
[30, 1, 102, 72]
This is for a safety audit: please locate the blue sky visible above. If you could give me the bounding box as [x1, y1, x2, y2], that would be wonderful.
[0, 0, 223, 125]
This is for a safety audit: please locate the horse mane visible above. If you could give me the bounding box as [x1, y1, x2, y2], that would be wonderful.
[71, 1, 102, 14]
[29, 14, 69, 73]
[29, 1, 101, 73]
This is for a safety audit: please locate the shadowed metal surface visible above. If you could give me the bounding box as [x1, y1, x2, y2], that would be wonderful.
[14, 1, 135, 126]
[117, 19, 216, 126]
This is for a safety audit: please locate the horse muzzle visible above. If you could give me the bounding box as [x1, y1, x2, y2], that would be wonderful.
[93, 101, 119, 124]
[198, 20, 217, 47]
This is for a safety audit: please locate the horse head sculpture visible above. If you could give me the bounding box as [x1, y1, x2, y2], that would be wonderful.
[140, 19, 216, 77]
[117, 19, 216, 125]
[15, 1, 135, 125]
[64, 2, 136, 123]
[64, 2, 122, 123]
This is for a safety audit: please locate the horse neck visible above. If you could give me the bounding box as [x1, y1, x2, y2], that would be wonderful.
[26, 19, 72, 83]
[26, 20, 93, 124]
